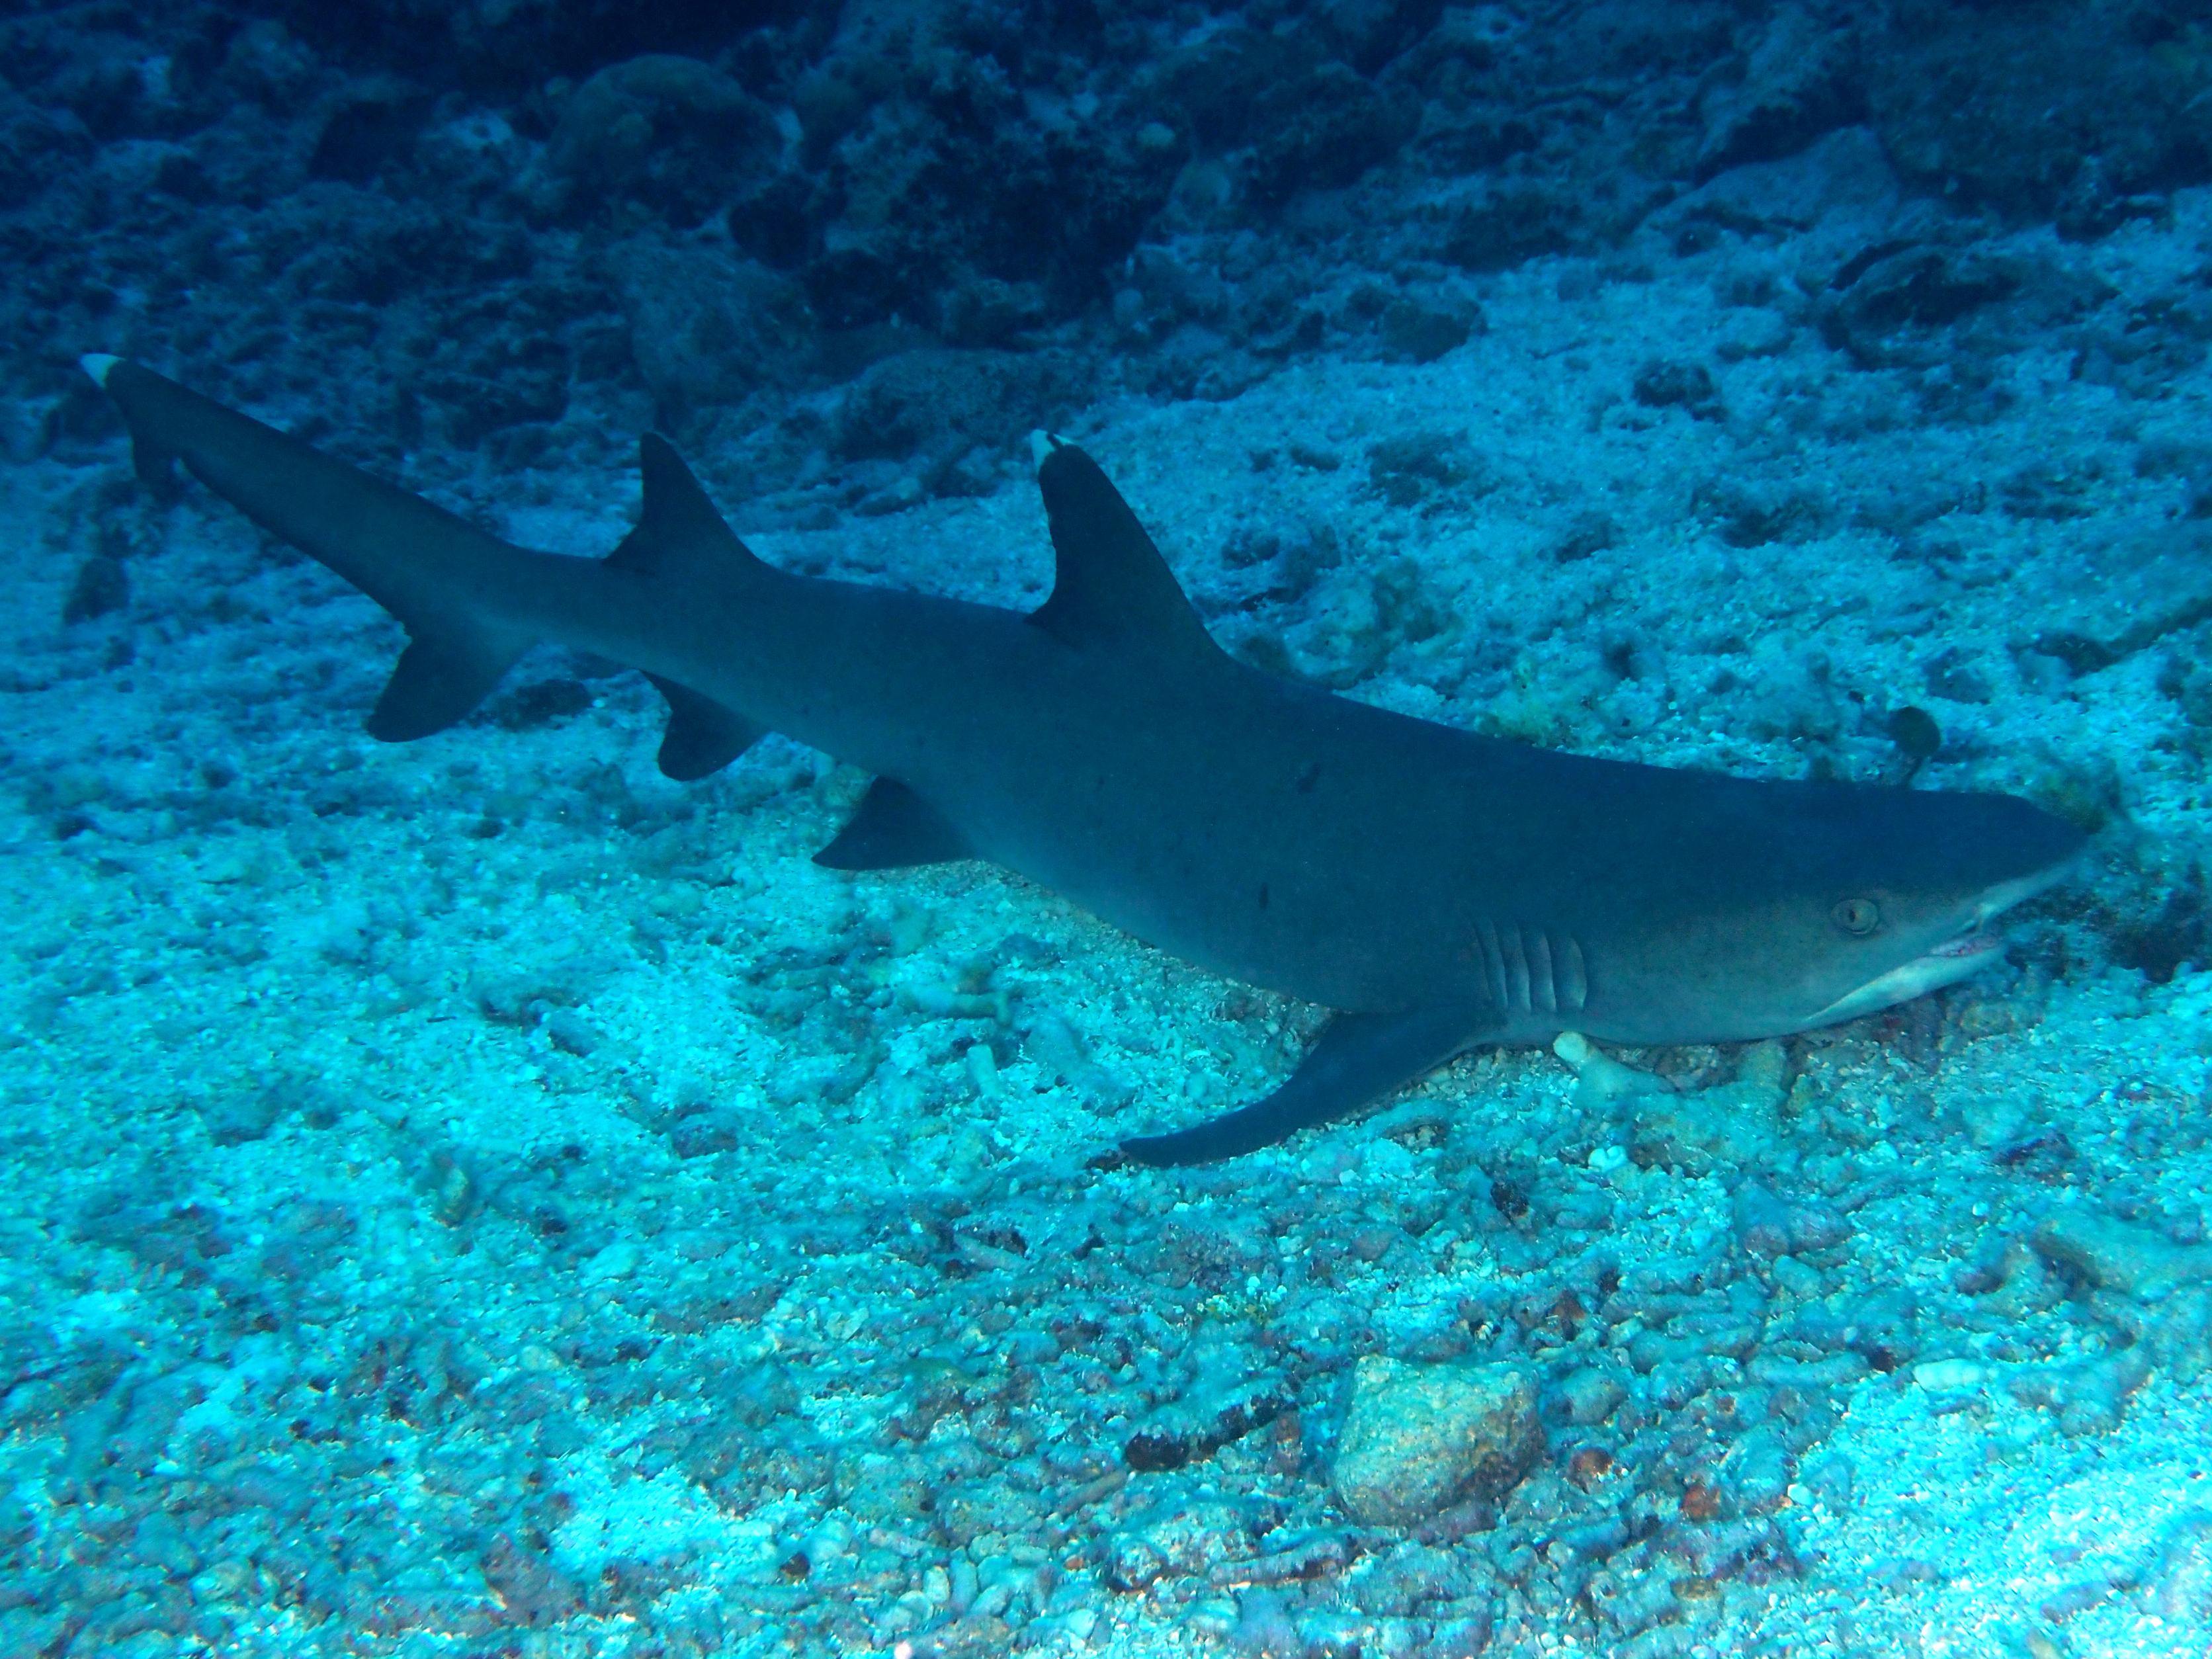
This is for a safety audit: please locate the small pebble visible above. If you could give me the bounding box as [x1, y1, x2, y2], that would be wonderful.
[965, 1043, 1004, 1099]
[1732, 1181, 1851, 1257]
[1553, 1365, 1629, 1426]
[581, 1240, 641, 1283]
[1554, 1031, 1674, 1111]
[1768, 1255, 1824, 1297]
[1912, 1357, 1992, 1391]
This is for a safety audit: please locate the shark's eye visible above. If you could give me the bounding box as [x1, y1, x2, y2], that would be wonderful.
[1832, 898, 1881, 935]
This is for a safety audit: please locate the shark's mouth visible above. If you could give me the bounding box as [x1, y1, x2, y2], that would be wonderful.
[1926, 929, 2006, 962]
[1805, 929, 2006, 1027]
[1803, 853, 2080, 1029]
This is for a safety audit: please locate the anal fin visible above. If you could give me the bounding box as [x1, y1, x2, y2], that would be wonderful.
[814, 778, 974, 871]
[1120, 1002, 1489, 1166]
[648, 674, 763, 781]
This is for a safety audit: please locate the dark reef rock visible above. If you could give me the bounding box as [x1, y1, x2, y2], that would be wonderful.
[0, 0, 2188, 495]
[1871, 1, 2212, 222]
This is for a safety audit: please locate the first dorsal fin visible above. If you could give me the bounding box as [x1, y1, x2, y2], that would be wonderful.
[1029, 435, 1217, 656]
[607, 434, 765, 581]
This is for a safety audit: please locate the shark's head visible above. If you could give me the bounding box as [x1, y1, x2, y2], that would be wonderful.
[1595, 779, 2088, 1043]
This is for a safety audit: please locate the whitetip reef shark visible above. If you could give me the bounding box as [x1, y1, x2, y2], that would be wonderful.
[81, 355, 2085, 1166]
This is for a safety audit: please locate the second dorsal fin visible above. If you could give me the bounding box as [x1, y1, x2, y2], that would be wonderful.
[1028, 435, 1216, 657]
[611, 435, 767, 780]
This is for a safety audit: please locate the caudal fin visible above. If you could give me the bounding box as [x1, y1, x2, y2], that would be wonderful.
[84, 355, 534, 740]
[83, 357, 772, 775]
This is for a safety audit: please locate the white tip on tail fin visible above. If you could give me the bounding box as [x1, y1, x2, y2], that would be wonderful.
[80, 354, 122, 388]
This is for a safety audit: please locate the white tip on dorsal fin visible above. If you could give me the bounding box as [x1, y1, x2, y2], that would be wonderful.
[1029, 430, 1068, 468]
[80, 353, 122, 388]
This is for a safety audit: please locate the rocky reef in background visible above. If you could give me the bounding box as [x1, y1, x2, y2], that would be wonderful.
[4, 0, 2207, 494]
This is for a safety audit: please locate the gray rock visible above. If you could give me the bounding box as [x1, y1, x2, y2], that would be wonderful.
[830, 347, 1091, 493]
[1023, 1011, 1135, 1111]
[540, 54, 778, 216]
[1634, 1078, 1785, 1173]
[1803, 1453, 1855, 1513]
[1719, 1423, 1796, 1513]
[2142, 1287, 2212, 1384]
[1871, 7, 2209, 220]
[1333, 1357, 1540, 1527]
[1377, 293, 1484, 363]
[2021, 523, 2212, 675]
[62, 556, 128, 626]
[0, 394, 55, 464]
[1979, 1236, 2064, 1318]
[1961, 1092, 2033, 1150]
[1732, 1181, 1851, 1257]
[1747, 1352, 1867, 1390]
[199, 1086, 285, 1146]
[1693, 4, 1862, 183]
[2033, 1208, 2212, 1300]
[1629, 1324, 1759, 1376]
[1767, 1254, 1824, 1298]
[1551, 1365, 1628, 1427]
[2008, 1347, 2154, 1437]
[1574, 1038, 1789, 1175]
[1103, 1497, 1266, 1591]
[607, 239, 810, 409]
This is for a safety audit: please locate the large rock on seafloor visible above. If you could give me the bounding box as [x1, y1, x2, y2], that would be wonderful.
[1333, 1357, 1541, 1527]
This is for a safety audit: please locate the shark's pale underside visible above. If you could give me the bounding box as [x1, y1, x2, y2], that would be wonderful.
[81, 357, 2085, 1165]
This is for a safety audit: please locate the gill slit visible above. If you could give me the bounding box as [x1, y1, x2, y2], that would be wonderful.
[1476, 920, 1589, 1016]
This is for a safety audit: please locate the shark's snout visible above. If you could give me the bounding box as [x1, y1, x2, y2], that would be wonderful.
[1807, 837, 2082, 1029]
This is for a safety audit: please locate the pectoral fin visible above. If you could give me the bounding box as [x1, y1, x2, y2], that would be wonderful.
[1119, 1001, 1490, 1167]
